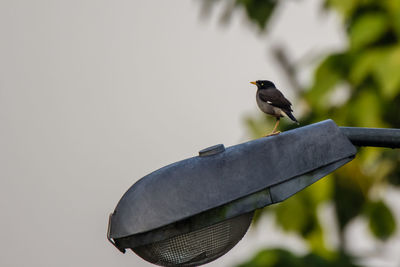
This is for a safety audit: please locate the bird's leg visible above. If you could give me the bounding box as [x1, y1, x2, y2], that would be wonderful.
[271, 118, 280, 133]
[265, 118, 281, 137]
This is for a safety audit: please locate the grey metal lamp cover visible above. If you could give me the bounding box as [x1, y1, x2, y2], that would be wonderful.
[108, 119, 356, 253]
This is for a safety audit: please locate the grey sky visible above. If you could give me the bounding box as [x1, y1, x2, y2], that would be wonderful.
[0, 1, 355, 266]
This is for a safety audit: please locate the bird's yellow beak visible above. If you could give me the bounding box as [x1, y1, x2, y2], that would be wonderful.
[250, 81, 257, 85]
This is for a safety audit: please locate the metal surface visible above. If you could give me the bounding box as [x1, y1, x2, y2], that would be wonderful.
[269, 156, 353, 202]
[109, 119, 356, 245]
[340, 127, 400, 148]
[112, 154, 354, 251]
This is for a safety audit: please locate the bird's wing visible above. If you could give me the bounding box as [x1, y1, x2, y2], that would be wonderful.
[258, 89, 292, 111]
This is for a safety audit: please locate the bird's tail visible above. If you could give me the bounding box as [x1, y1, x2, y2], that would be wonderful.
[284, 111, 299, 125]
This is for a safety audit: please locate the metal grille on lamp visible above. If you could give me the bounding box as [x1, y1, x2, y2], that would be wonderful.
[133, 212, 253, 266]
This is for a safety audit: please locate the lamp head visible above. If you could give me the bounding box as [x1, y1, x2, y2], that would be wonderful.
[107, 120, 356, 266]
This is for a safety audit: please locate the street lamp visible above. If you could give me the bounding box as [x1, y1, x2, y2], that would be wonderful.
[107, 119, 400, 266]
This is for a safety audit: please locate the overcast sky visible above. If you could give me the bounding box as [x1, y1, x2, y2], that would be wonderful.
[0, 1, 374, 266]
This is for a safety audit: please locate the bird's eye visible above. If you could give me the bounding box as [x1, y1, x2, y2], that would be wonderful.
[261, 83, 264, 86]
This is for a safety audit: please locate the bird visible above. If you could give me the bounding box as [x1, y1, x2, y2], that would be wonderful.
[250, 80, 299, 136]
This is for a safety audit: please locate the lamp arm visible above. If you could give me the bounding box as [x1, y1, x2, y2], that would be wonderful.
[340, 127, 400, 148]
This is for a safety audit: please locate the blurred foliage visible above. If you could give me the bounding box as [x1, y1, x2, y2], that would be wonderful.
[365, 199, 396, 241]
[200, 0, 278, 30]
[237, 248, 360, 267]
[235, 0, 278, 30]
[202, 0, 400, 266]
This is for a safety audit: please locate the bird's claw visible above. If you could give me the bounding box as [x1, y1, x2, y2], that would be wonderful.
[265, 131, 281, 137]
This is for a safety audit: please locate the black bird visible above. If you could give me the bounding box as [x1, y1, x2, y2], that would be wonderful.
[250, 80, 298, 135]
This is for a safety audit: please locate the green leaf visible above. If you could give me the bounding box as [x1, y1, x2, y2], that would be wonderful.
[365, 200, 396, 241]
[385, 1, 400, 38]
[325, 0, 359, 19]
[273, 185, 332, 256]
[306, 54, 347, 111]
[386, 150, 400, 186]
[307, 175, 333, 204]
[333, 165, 367, 231]
[275, 195, 309, 233]
[348, 89, 383, 127]
[237, 249, 299, 267]
[237, 248, 361, 267]
[349, 13, 388, 51]
[306, 226, 332, 259]
[235, 0, 277, 30]
[350, 49, 386, 85]
[373, 46, 400, 98]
